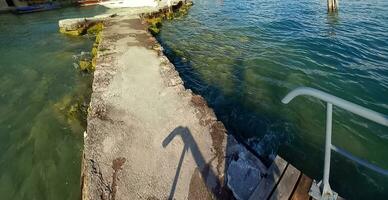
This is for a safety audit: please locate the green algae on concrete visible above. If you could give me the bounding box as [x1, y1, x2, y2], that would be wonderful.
[62, 22, 104, 73]
[54, 21, 104, 131]
[52, 85, 91, 131]
[87, 22, 104, 35]
[59, 20, 104, 36]
[60, 27, 86, 36]
[143, 1, 193, 35]
[90, 30, 103, 70]
[89, 24, 103, 71]
[145, 17, 163, 35]
[79, 60, 94, 72]
[175, 1, 193, 17]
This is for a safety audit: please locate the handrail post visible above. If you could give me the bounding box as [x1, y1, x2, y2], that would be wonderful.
[282, 87, 388, 199]
[310, 102, 338, 200]
[322, 103, 333, 198]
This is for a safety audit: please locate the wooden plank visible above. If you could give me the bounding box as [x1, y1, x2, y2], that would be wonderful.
[291, 174, 313, 200]
[248, 156, 288, 200]
[269, 164, 301, 200]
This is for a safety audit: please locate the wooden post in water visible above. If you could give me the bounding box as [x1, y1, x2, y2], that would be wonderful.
[327, 0, 338, 12]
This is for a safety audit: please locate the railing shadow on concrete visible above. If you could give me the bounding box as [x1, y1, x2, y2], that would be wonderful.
[157, 38, 283, 200]
[162, 126, 277, 200]
[162, 126, 220, 200]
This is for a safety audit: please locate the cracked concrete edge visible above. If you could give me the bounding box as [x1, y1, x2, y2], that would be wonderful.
[81, 17, 131, 200]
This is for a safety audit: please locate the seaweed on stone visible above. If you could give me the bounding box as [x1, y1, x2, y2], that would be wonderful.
[146, 17, 163, 35]
[53, 93, 89, 128]
[87, 23, 104, 36]
[71, 23, 104, 73]
[79, 60, 94, 73]
[54, 22, 104, 131]
[90, 30, 103, 71]
[59, 26, 86, 36]
[143, 1, 193, 35]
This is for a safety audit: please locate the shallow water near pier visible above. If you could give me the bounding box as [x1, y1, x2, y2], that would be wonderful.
[0, 6, 105, 200]
[158, 0, 388, 199]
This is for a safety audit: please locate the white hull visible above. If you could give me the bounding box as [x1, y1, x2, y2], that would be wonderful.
[98, 0, 157, 8]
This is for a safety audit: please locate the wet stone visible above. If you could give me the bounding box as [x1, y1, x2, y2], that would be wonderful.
[227, 151, 263, 200]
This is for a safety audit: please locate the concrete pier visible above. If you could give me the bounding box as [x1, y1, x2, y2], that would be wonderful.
[65, 1, 268, 200]
[55, 1, 350, 199]
[82, 14, 230, 199]
[83, 15, 226, 199]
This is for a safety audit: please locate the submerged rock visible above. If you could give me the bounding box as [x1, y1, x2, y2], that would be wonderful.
[53, 93, 89, 128]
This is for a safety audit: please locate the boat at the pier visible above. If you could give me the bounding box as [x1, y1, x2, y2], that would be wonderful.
[77, 0, 103, 7]
[15, 2, 59, 13]
[98, 0, 157, 8]
[77, 0, 157, 8]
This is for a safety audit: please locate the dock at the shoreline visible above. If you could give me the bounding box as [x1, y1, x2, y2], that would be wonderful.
[250, 156, 311, 200]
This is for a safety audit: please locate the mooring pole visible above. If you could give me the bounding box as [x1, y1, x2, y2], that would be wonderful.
[327, 0, 338, 12]
[168, 0, 171, 12]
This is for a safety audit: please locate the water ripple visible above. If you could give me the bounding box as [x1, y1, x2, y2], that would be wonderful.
[158, 0, 388, 199]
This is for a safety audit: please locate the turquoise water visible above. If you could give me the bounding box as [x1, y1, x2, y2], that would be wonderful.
[0, 6, 105, 200]
[158, 0, 388, 199]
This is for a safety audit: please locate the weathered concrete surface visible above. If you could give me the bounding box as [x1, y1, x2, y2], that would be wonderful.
[82, 15, 231, 200]
[78, 1, 269, 199]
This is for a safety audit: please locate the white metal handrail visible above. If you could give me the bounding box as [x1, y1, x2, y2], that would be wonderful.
[282, 87, 388, 200]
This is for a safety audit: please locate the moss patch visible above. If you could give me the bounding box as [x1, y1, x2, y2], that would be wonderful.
[53, 94, 89, 127]
[89, 29, 103, 72]
[79, 60, 94, 72]
[59, 22, 104, 37]
[59, 27, 85, 36]
[70, 23, 104, 73]
[87, 23, 104, 36]
[175, 2, 193, 17]
[146, 17, 163, 35]
[143, 1, 193, 35]
[54, 22, 104, 129]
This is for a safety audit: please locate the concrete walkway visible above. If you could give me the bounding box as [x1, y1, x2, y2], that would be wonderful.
[82, 15, 231, 200]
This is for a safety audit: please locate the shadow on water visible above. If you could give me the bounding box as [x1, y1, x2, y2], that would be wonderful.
[158, 40, 289, 198]
[154, 1, 388, 199]
[156, 28, 388, 199]
[157, 36, 294, 164]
